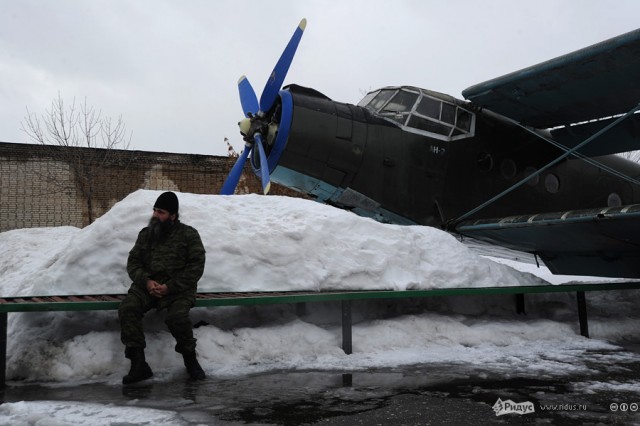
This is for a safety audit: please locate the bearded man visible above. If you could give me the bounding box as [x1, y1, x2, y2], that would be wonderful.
[118, 191, 206, 384]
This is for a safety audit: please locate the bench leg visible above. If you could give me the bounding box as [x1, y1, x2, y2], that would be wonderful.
[342, 300, 352, 354]
[295, 302, 307, 316]
[577, 291, 589, 338]
[516, 294, 525, 314]
[0, 312, 6, 388]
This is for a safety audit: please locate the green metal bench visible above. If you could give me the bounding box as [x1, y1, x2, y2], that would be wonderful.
[2, 282, 640, 386]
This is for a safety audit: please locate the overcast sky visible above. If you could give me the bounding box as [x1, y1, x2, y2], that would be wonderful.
[1, 1, 638, 157]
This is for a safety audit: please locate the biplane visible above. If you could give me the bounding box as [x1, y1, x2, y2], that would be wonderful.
[221, 20, 640, 279]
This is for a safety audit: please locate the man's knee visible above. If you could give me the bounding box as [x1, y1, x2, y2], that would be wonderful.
[118, 292, 148, 320]
[166, 297, 193, 317]
[165, 298, 194, 328]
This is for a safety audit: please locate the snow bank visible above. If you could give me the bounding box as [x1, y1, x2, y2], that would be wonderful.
[0, 190, 548, 297]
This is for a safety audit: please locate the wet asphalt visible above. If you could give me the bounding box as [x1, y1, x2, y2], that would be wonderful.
[3, 347, 640, 426]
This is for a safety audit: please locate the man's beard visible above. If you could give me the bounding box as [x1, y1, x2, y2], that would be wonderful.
[148, 217, 174, 242]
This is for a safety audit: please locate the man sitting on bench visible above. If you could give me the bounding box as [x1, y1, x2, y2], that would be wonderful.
[118, 191, 207, 384]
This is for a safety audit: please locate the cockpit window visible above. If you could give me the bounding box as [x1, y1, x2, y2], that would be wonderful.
[358, 86, 475, 141]
[441, 103, 456, 125]
[381, 90, 419, 113]
[368, 90, 396, 112]
[416, 96, 440, 118]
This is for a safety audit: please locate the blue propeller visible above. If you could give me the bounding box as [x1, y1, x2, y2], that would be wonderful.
[259, 19, 307, 114]
[238, 75, 258, 118]
[220, 18, 307, 195]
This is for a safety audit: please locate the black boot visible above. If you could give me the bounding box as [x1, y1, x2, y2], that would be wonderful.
[182, 351, 205, 380]
[123, 347, 153, 384]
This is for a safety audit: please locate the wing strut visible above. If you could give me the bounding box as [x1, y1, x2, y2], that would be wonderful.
[448, 102, 640, 228]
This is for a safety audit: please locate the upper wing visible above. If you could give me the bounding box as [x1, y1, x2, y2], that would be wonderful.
[462, 29, 640, 130]
[456, 205, 640, 278]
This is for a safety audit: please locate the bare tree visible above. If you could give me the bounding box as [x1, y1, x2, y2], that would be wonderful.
[22, 93, 132, 224]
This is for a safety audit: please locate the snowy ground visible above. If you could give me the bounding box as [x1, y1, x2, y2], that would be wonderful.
[1, 190, 639, 424]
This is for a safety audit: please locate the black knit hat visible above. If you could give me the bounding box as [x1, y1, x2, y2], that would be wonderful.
[154, 191, 179, 214]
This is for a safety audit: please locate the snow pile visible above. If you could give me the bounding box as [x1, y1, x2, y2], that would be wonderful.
[1, 189, 548, 297]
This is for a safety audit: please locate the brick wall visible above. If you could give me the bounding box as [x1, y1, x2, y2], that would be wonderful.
[0, 142, 301, 232]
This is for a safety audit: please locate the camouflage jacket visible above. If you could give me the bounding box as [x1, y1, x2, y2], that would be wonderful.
[127, 220, 206, 297]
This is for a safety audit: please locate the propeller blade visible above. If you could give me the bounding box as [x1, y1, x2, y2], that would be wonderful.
[254, 133, 271, 195]
[238, 75, 259, 117]
[259, 18, 307, 113]
[220, 147, 251, 195]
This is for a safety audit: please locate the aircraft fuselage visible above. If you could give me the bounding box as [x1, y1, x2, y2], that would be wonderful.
[269, 85, 640, 228]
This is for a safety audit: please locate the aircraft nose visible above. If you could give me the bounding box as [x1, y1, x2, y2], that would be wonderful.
[220, 19, 307, 196]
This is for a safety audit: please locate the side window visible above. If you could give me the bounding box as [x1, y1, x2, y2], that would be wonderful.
[456, 109, 472, 132]
[407, 115, 451, 136]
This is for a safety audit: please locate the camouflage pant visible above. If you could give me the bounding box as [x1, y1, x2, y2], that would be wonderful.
[118, 288, 197, 354]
